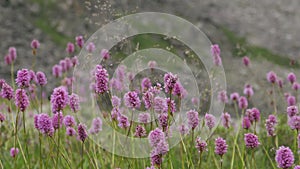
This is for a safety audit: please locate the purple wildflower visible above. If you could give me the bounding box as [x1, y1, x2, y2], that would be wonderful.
[94, 65, 109, 94]
[52, 64, 62, 78]
[154, 140, 169, 155]
[138, 112, 150, 124]
[52, 111, 63, 130]
[66, 42, 75, 54]
[148, 128, 165, 147]
[69, 93, 80, 112]
[77, 123, 88, 142]
[158, 113, 168, 130]
[242, 56, 250, 67]
[178, 124, 189, 135]
[221, 112, 231, 128]
[0, 83, 13, 100]
[150, 151, 162, 167]
[278, 79, 283, 88]
[31, 39, 40, 49]
[16, 69, 30, 88]
[243, 84, 254, 97]
[163, 72, 178, 93]
[294, 166, 300, 169]
[287, 95, 296, 106]
[89, 117, 102, 134]
[165, 98, 176, 115]
[172, 81, 187, 98]
[65, 57, 72, 71]
[8, 47, 17, 61]
[111, 107, 120, 121]
[187, 110, 199, 130]
[111, 96, 121, 107]
[117, 114, 130, 129]
[287, 106, 298, 118]
[86, 42, 95, 53]
[195, 137, 208, 153]
[211, 44, 222, 66]
[50, 86, 69, 113]
[205, 113, 216, 129]
[134, 125, 147, 138]
[238, 96, 248, 109]
[63, 115, 76, 127]
[148, 61, 157, 70]
[76, 35, 84, 48]
[141, 77, 152, 92]
[10, 147, 19, 158]
[4, 54, 12, 65]
[35, 71, 47, 86]
[292, 82, 300, 91]
[37, 113, 54, 136]
[153, 96, 167, 113]
[191, 97, 199, 106]
[230, 92, 239, 101]
[214, 137, 228, 156]
[143, 90, 154, 109]
[265, 114, 278, 137]
[244, 133, 260, 148]
[287, 72, 296, 84]
[100, 49, 110, 60]
[66, 127, 76, 136]
[245, 108, 260, 123]
[267, 71, 277, 84]
[218, 90, 228, 103]
[59, 60, 67, 72]
[15, 89, 29, 112]
[242, 116, 251, 130]
[275, 146, 294, 169]
[124, 91, 141, 109]
[71, 56, 79, 67]
[288, 115, 300, 131]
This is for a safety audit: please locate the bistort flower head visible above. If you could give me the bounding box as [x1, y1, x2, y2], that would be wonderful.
[275, 146, 294, 169]
[50, 86, 69, 113]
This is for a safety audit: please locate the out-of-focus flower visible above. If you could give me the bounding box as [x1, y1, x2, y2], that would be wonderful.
[242, 56, 250, 67]
[31, 39, 40, 49]
[187, 110, 199, 130]
[100, 49, 110, 60]
[266, 71, 277, 84]
[76, 35, 84, 48]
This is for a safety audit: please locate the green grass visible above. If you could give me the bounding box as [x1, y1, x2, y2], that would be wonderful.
[220, 26, 300, 68]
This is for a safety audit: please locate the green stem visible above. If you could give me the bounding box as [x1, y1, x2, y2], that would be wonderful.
[14, 111, 20, 169]
[56, 114, 60, 169]
[81, 142, 84, 169]
[39, 133, 42, 169]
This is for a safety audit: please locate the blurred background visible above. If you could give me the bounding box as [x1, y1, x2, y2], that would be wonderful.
[1, 0, 300, 114]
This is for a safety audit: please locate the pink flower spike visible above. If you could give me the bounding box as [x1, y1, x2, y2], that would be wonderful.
[242, 56, 250, 67]
[86, 42, 95, 53]
[287, 72, 296, 84]
[31, 39, 40, 49]
[76, 35, 84, 48]
[66, 42, 75, 54]
[266, 71, 277, 84]
[100, 49, 110, 60]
